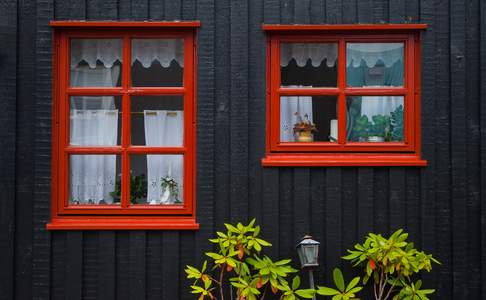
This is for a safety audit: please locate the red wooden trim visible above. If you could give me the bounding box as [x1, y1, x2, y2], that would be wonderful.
[262, 24, 428, 31]
[50, 24, 198, 228]
[262, 154, 427, 167]
[264, 29, 425, 165]
[278, 87, 340, 95]
[50, 21, 201, 28]
[47, 217, 200, 230]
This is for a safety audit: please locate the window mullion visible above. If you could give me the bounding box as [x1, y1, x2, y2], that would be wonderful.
[337, 39, 347, 144]
[121, 35, 131, 209]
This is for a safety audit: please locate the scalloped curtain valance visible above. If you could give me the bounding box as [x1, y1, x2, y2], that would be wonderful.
[70, 39, 184, 69]
[280, 43, 403, 68]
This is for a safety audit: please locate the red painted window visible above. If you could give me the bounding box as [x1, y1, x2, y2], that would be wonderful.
[262, 24, 427, 167]
[48, 22, 200, 230]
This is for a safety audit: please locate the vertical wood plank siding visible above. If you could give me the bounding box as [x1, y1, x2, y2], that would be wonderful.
[1, 0, 485, 299]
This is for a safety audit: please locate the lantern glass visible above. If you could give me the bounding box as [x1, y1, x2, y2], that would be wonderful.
[296, 237, 320, 268]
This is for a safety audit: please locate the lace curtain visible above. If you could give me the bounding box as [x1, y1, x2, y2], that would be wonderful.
[280, 43, 403, 68]
[70, 39, 184, 69]
[69, 67, 119, 204]
[144, 111, 184, 204]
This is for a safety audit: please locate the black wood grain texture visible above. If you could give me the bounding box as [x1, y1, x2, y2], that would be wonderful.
[326, 0, 342, 23]
[262, 168, 280, 259]
[214, 0, 231, 230]
[450, 0, 469, 298]
[389, 168, 406, 230]
[264, 0, 280, 23]
[0, 0, 16, 298]
[146, 232, 162, 299]
[56, 0, 86, 20]
[50, 233, 66, 300]
[435, 0, 453, 298]
[278, 169, 293, 260]
[464, 0, 482, 298]
[372, 0, 387, 23]
[480, 1, 486, 298]
[66, 232, 83, 300]
[116, 232, 130, 300]
[248, 0, 265, 224]
[294, 0, 310, 23]
[281, 0, 294, 24]
[149, 0, 164, 20]
[82, 232, 98, 299]
[293, 168, 311, 240]
[179, 232, 195, 300]
[325, 168, 342, 283]
[309, 0, 325, 23]
[389, 0, 405, 23]
[129, 231, 146, 299]
[357, 0, 372, 23]
[357, 168, 374, 237]
[373, 169, 389, 233]
[341, 168, 357, 276]
[418, 0, 438, 289]
[97, 232, 116, 300]
[162, 232, 180, 299]
[229, 0, 249, 223]
[182, 0, 196, 20]
[87, 0, 117, 20]
[165, 0, 181, 20]
[33, 0, 54, 299]
[342, 0, 357, 24]
[14, 0, 36, 298]
[194, 0, 215, 268]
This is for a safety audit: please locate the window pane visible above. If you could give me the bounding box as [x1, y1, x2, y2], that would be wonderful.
[346, 96, 404, 142]
[69, 154, 120, 205]
[280, 43, 338, 87]
[129, 155, 184, 205]
[280, 96, 338, 142]
[70, 96, 122, 146]
[131, 39, 184, 87]
[130, 96, 184, 146]
[346, 43, 404, 87]
[70, 39, 122, 87]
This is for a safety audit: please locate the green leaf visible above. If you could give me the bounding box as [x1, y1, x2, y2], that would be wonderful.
[333, 268, 345, 292]
[291, 276, 300, 290]
[345, 277, 360, 292]
[295, 289, 316, 298]
[316, 286, 340, 296]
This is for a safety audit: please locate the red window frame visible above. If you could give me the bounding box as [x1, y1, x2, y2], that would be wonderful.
[48, 21, 200, 230]
[262, 24, 428, 167]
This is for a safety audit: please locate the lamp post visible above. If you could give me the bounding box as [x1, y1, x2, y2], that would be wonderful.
[296, 235, 320, 300]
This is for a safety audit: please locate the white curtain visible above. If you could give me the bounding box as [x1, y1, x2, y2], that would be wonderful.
[360, 96, 404, 120]
[280, 95, 313, 142]
[144, 111, 184, 204]
[71, 39, 184, 69]
[69, 66, 119, 204]
[280, 42, 403, 68]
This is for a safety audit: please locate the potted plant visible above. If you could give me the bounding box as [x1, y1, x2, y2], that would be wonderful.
[110, 172, 147, 204]
[367, 115, 391, 142]
[293, 113, 318, 142]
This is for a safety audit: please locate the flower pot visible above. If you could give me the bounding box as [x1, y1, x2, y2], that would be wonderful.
[367, 136, 384, 142]
[295, 131, 314, 142]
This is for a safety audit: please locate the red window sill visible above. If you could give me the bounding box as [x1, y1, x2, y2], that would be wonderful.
[47, 217, 199, 230]
[262, 154, 427, 167]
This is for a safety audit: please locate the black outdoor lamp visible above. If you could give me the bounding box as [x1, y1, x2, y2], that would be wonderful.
[296, 235, 320, 300]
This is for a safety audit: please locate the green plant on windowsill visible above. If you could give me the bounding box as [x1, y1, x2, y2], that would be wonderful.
[110, 172, 147, 204]
[161, 175, 181, 204]
[368, 115, 391, 142]
[352, 115, 372, 141]
[390, 105, 404, 142]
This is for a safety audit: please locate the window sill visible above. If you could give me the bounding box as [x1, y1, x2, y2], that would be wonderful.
[47, 217, 199, 230]
[262, 154, 427, 167]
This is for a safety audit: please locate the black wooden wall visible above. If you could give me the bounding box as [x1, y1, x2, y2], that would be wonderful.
[0, 0, 485, 299]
